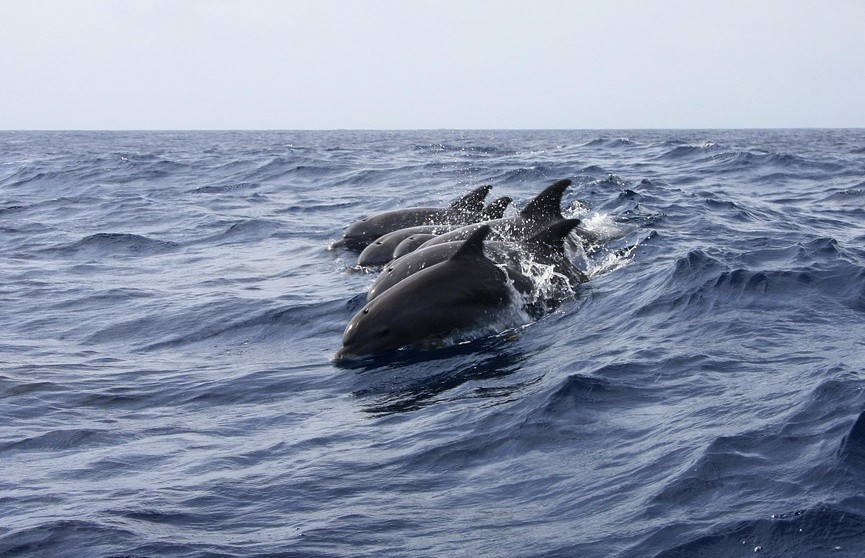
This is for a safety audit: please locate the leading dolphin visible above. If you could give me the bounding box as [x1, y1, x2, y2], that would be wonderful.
[334, 226, 514, 361]
[333, 184, 492, 251]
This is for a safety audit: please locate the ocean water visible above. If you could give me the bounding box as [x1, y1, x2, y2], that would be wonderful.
[1, 129, 864, 557]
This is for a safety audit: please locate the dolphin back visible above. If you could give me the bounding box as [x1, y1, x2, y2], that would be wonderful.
[519, 179, 571, 224]
[449, 184, 492, 213]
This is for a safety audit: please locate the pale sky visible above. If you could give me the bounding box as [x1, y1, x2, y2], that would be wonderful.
[2, 0, 864, 130]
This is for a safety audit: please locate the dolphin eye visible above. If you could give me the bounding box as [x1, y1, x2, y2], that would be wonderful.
[376, 328, 390, 338]
[362, 308, 369, 314]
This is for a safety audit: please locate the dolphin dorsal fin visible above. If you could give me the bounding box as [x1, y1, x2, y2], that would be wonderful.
[525, 218, 581, 254]
[480, 197, 513, 220]
[451, 225, 492, 261]
[519, 179, 571, 222]
[450, 184, 492, 213]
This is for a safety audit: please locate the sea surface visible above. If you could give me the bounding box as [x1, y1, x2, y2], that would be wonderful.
[1, 129, 864, 557]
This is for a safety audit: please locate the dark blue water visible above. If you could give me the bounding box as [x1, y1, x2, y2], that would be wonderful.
[2, 130, 864, 557]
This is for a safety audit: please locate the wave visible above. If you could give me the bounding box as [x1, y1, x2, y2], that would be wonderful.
[536, 374, 646, 420]
[241, 155, 348, 183]
[0, 203, 26, 215]
[822, 183, 865, 203]
[588, 173, 629, 189]
[650, 141, 848, 186]
[579, 164, 609, 175]
[111, 156, 192, 181]
[133, 297, 347, 353]
[1, 152, 201, 192]
[0, 520, 139, 558]
[197, 218, 285, 245]
[655, 141, 724, 161]
[0, 374, 65, 398]
[2, 169, 71, 189]
[481, 165, 562, 185]
[708, 149, 846, 176]
[615, 206, 666, 226]
[1, 428, 113, 453]
[188, 181, 259, 194]
[59, 233, 180, 257]
[584, 137, 636, 148]
[839, 409, 865, 464]
[637, 241, 865, 318]
[636, 376, 865, 557]
[411, 141, 512, 157]
[649, 506, 865, 558]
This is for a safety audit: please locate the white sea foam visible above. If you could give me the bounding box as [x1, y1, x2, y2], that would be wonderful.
[580, 212, 632, 242]
[587, 244, 636, 279]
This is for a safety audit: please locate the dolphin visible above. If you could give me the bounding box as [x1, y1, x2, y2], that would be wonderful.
[392, 233, 438, 259]
[366, 218, 586, 302]
[357, 223, 457, 267]
[480, 196, 513, 221]
[416, 179, 576, 250]
[335, 225, 515, 361]
[356, 195, 515, 267]
[333, 184, 492, 251]
[518, 219, 590, 288]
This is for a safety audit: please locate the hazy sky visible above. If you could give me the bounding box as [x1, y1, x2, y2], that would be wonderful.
[2, 0, 864, 129]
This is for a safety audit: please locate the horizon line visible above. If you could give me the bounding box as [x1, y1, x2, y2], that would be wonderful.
[2, 127, 864, 133]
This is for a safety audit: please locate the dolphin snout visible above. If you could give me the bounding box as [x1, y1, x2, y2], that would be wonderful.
[332, 347, 357, 362]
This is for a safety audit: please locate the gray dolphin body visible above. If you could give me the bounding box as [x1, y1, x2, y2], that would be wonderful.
[367, 219, 587, 302]
[416, 179, 576, 250]
[479, 196, 513, 221]
[388, 195, 514, 260]
[335, 226, 514, 361]
[357, 224, 456, 267]
[334, 184, 492, 251]
[356, 196, 513, 267]
[392, 233, 438, 259]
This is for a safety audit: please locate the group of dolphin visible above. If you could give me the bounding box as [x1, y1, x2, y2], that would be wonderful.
[332, 179, 594, 361]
